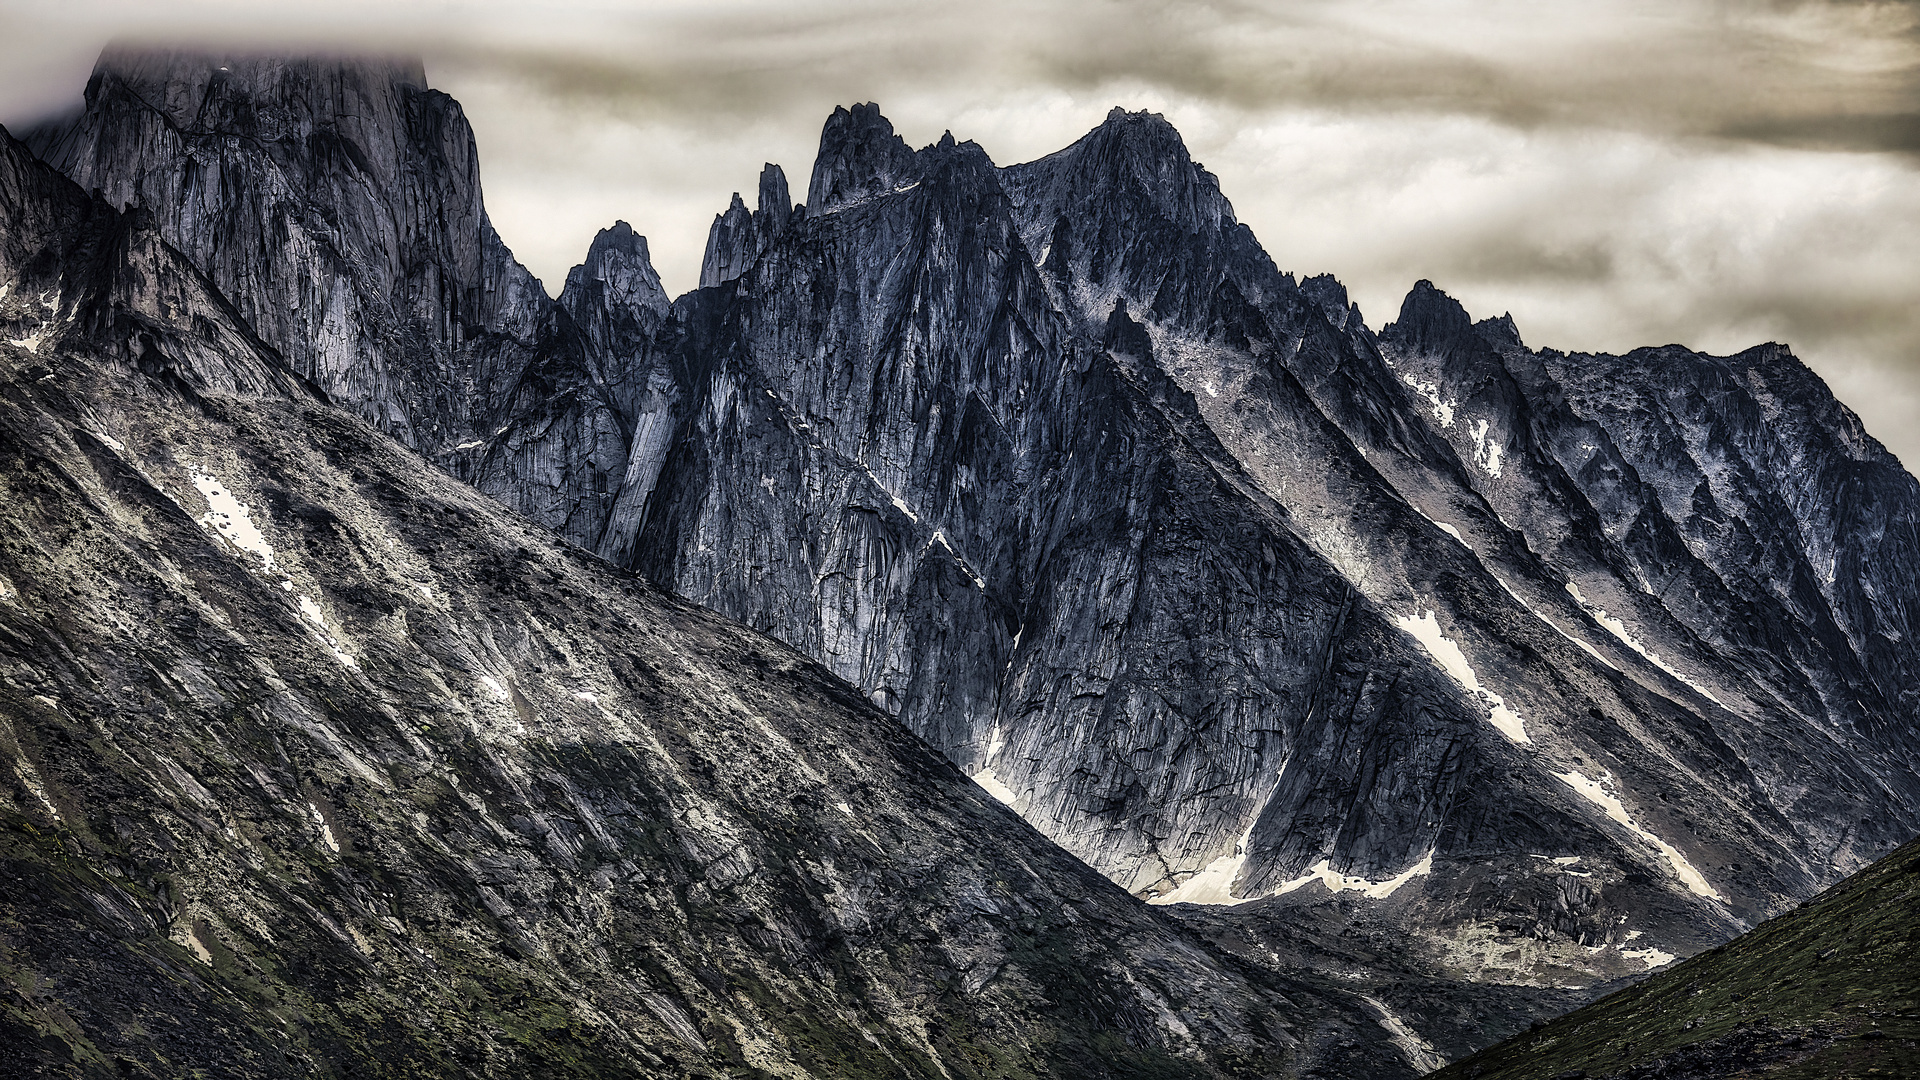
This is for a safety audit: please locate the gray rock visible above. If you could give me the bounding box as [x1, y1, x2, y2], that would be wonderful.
[0, 123, 1423, 1079]
[21, 50, 1920, 1045]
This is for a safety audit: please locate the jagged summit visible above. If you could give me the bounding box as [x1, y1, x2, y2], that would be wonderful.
[1384, 279, 1477, 352]
[805, 101, 918, 211]
[1474, 312, 1524, 350]
[699, 163, 795, 288]
[560, 219, 668, 328]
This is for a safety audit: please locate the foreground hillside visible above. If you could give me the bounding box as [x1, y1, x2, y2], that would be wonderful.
[0, 128, 1416, 1078]
[1432, 834, 1920, 1079]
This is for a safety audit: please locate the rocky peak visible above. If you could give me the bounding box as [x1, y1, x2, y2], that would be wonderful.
[1382, 279, 1480, 360]
[19, 47, 511, 451]
[700, 163, 796, 288]
[698, 193, 755, 289]
[1022, 106, 1231, 236]
[1474, 312, 1525, 351]
[564, 220, 666, 311]
[1101, 299, 1154, 360]
[1301, 272, 1355, 328]
[561, 219, 668, 330]
[757, 161, 792, 233]
[805, 102, 919, 212]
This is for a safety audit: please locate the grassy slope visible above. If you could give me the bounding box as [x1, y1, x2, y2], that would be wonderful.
[1431, 834, 1920, 1079]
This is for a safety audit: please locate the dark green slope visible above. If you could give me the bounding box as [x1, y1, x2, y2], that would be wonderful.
[1432, 834, 1920, 1079]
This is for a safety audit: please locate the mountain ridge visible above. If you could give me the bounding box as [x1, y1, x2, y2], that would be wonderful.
[12, 48, 1920, 1073]
[0, 120, 1431, 1079]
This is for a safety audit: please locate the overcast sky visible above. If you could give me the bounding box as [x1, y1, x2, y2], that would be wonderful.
[3, 0, 1917, 465]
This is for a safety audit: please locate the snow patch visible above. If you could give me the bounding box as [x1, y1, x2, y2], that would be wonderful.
[295, 595, 358, 669]
[94, 431, 126, 453]
[1554, 768, 1722, 900]
[1622, 945, 1677, 968]
[308, 801, 340, 853]
[13, 757, 62, 822]
[191, 472, 276, 570]
[1497, 577, 1620, 672]
[1566, 583, 1724, 706]
[1359, 994, 1449, 1074]
[1276, 852, 1435, 899]
[858, 463, 918, 522]
[1399, 373, 1456, 428]
[183, 927, 214, 966]
[927, 531, 986, 589]
[1470, 418, 1505, 477]
[971, 767, 1018, 806]
[1150, 826, 1259, 907]
[1395, 611, 1530, 743]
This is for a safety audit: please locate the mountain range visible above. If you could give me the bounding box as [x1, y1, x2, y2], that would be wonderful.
[3, 48, 1917, 1076]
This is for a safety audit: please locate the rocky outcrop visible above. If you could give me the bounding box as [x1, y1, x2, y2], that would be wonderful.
[1380, 282, 1920, 873]
[20, 49, 679, 558]
[698, 164, 793, 289]
[0, 125, 1422, 1078]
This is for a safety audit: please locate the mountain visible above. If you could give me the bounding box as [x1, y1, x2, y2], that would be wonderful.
[23, 48, 659, 558]
[17, 46, 1920, 1069]
[0, 122, 1426, 1079]
[1428, 833, 1920, 1079]
[595, 97, 1920, 989]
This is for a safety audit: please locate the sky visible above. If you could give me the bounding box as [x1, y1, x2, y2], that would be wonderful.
[2, 0, 1917, 465]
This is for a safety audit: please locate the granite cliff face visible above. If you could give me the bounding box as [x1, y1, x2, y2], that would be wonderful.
[601, 99, 1920, 993]
[22, 49, 646, 556]
[0, 125, 1434, 1078]
[16, 48, 1920, 1072]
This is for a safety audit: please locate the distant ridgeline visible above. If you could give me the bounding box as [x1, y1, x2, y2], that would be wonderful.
[2, 46, 1918, 1078]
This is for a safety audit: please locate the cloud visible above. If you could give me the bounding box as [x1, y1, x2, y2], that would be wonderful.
[1, 0, 1917, 462]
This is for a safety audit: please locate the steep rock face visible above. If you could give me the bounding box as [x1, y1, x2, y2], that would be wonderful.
[996, 110, 1845, 962]
[616, 116, 1503, 936]
[22, 50, 668, 556]
[24, 49, 502, 445]
[0, 128, 1416, 1079]
[626, 101, 1920, 995]
[556, 221, 678, 566]
[698, 164, 794, 289]
[1380, 285, 1920, 871]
